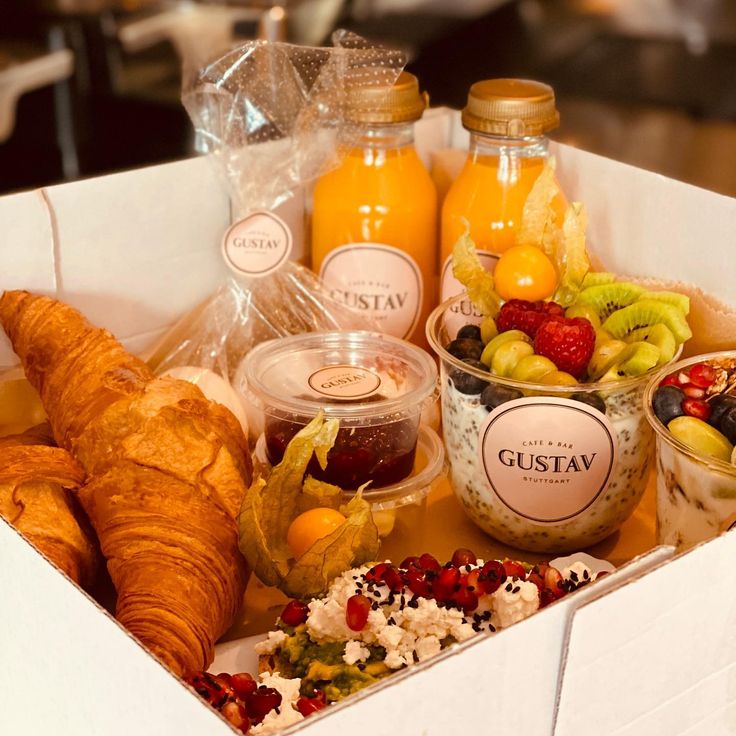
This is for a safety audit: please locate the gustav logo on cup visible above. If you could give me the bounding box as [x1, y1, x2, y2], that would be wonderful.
[478, 396, 618, 523]
[222, 210, 292, 277]
[308, 364, 382, 400]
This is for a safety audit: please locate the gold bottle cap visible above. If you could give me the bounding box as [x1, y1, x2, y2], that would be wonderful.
[347, 71, 428, 125]
[461, 78, 560, 137]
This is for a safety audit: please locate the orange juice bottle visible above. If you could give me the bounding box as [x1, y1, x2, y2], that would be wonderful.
[312, 72, 437, 346]
[440, 79, 566, 313]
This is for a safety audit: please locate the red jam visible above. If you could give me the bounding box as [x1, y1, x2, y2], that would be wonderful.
[264, 409, 417, 489]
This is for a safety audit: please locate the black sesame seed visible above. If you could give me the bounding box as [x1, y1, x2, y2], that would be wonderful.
[505, 583, 513, 592]
[512, 586, 520, 594]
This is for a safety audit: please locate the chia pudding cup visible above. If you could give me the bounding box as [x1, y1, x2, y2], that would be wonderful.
[427, 295, 677, 554]
[644, 351, 736, 551]
[237, 331, 438, 490]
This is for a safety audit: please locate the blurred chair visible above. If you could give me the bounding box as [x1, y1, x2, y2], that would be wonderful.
[0, 46, 74, 142]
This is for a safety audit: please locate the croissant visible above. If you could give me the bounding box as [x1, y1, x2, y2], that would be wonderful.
[0, 291, 252, 675]
[0, 425, 98, 588]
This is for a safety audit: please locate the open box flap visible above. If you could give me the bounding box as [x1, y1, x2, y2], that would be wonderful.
[555, 531, 736, 735]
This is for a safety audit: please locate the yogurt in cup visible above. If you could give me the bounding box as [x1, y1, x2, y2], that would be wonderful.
[427, 295, 675, 553]
[644, 351, 736, 551]
[237, 331, 438, 490]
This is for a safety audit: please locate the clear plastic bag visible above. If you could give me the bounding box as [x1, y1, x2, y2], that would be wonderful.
[148, 34, 406, 439]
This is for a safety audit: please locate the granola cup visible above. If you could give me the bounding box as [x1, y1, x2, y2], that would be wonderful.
[644, 351, 736, 551]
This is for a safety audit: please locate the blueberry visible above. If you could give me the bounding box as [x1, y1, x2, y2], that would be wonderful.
[652, 385, 685, 425]
[720, 406, 736, 445]
[481, 384, 523, 411]
[457, 324, 482, 341]
[450, 359, 489, 395]
[709, 394, 736, 430]
[446, 338, 483, 361]
[570, 392, 606, 415]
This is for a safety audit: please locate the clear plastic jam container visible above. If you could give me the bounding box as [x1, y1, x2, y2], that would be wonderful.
[644, 351, 736, 551]
[238, 331, 438, 490]
[427, 295, 674, 554]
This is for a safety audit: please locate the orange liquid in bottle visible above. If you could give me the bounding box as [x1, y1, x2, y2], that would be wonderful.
[312, 131, 437, 347]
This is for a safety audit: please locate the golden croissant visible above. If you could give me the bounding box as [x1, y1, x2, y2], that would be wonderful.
[0, 291, 252, 675]
[0, 425, 98, 588]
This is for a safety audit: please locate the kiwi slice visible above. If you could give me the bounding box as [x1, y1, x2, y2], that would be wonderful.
[639, 290, 690, 315]
[577, 283, 645, 321]
[618, 341, 661, 376]
[626, 323, 676, 365]
[603, 300, 692, 345]
[565, 303, 601, 330]
[480, 330, 530, 367]
[511, 354, 557, 382]
[491, 341, 535, 377]
[581, 272, 616, 288]
[587, 339, 628, 380]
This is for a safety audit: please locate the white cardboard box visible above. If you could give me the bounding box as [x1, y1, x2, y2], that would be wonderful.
[1, 108, 735, 735]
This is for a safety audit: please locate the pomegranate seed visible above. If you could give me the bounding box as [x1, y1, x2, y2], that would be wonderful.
[185, 672, 218, 702]
[527, 571, 545, 596]
[453, 587, 479, 613]
[479, 560, 506, 594]
[419, 553, 442, 573]
[682, 398, 712, 421]
[208, 675, 235, 708]
[502, 560, 526, 579]
[346, 594, 371, 631]
[465, 569, 481, 591]
[296, 694, 327, 717]
[381, 567, 404, 592]
[365, 563, 389, 583]
[660, 374, 679, 387]
[682, 384, 706, 400]
[406, 567, 431, 597]
[689, 363, 716, 389]
[222, 701, 250, 731]
[540, 588, 558, 607]
[280, 599, 309, 627]
[432, 567, 460, 600]
[677, 371, 691, 385]
[245, 687, 282, 724]
[451, 548, 477, 567]
[230, 672, 257, 700]
[399, 555, 421, 570]
[543, 567, 566, 602]
[216, 673, 232, 685]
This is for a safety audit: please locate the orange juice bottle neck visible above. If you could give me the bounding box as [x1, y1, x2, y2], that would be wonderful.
[348, 123, 417, 160]
[466, 131, 551, 164]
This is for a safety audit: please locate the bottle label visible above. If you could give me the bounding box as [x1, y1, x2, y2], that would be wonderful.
[307, 364, 382, 400]
[222, 210, 292, 278]
[320, 243, 423, 339]
[440, 251, 499, 336]
[477, 396, 618, 523]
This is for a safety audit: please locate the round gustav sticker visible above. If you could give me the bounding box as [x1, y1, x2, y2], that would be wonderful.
[319, 243, 422, 339]
[478, 396, 617, 523]
[222, 210, 292, 278]
[440, 251, 499, 336]
[308, 364, 382, 400]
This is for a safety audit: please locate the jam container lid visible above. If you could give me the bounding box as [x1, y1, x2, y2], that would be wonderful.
[240, 331, 438, 425]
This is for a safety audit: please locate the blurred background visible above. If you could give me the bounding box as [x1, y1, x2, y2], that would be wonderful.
[1, 0, 735, 197]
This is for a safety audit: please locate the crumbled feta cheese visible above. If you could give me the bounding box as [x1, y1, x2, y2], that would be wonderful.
[250, 672, 304, 735]
[254, 629, 287, 656]
[343, 640, 370, 665]
[414, 635, 441, 662]
[491, 579, 539, 628]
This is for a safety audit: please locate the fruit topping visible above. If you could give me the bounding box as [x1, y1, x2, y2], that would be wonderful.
[246, 687, 283, 723]
[569, 392, 606, 414]
[481, 383, 524, 411]
[346, 593, 372, 631]
[494, 244, 558, 302]
[480, 330, 531, 367]
[577, 282, 645, 321]
[533, 317, 596, 379]
[602, 299, 692, 345]
[511, 354, 558, 382]
[491, 340, 535, 377]
[447, 338, 484, 362]
[287, 508, 347, 561]
[668, 416, 733, 463]
[502, 559, 526, 579]
[296, 691, 327, 717]
[450, 359, 489, 395]
[280, 599, 310, 627]
[221, 702, 250, 732]
[652, 385, 686, 425]
[457, 324, 482, 341]
[451, 547, 478, 567]
[496, 299, 565, 338]
[708, 394, 736, 429]
[480, 314, 499, 344]
[688, 362, 717, 389]
[682, 398, 711, 422]
[230, 673, 258, 700]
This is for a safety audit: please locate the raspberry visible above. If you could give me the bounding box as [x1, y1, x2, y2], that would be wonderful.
[533, 317, 596, 379]
[496, 299, 565, 338]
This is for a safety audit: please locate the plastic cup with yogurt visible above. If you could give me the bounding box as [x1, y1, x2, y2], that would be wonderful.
[427, 296, 673, 553]
[237, 331, 438, 490]
[644, 351, 736, 551]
